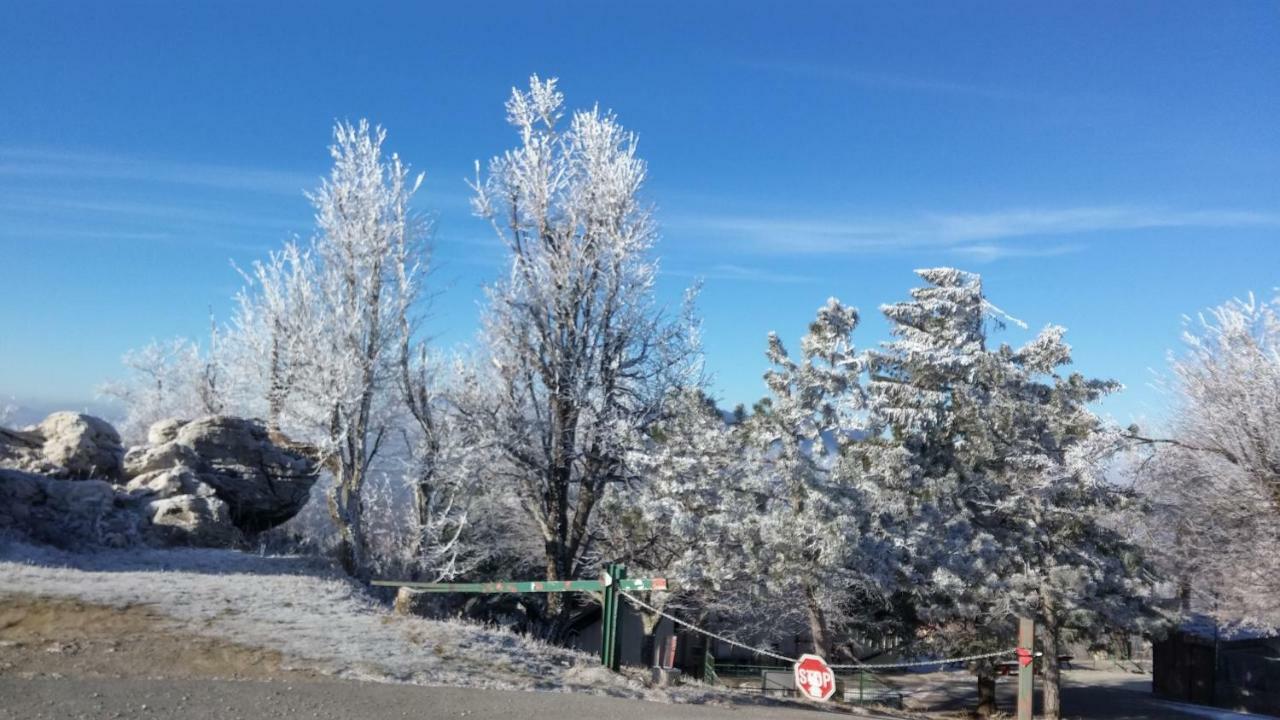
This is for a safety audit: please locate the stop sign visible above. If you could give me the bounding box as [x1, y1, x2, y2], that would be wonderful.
[793, 653, 836, 702]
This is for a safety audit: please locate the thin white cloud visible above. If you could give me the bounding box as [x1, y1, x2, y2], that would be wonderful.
[0, 193, 301, 231]
[950, 243, 1082, 263]
[736, 58, 1050, 104]
[932, 207, 1280, 242]
[0, 147, 317, 196]
[667, 205, 1280, 256]
[664, 263, 818, 285]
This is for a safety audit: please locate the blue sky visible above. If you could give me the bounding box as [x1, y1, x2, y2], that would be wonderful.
[2, 1, 1277, 428]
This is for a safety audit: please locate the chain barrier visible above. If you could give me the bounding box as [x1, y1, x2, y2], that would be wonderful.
[828, 647, 1018, 670]
[618, 589, 1019, 671]
[618, 590, 796, 664]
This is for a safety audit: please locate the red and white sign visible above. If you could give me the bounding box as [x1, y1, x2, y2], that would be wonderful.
[793, 653, 836, 702]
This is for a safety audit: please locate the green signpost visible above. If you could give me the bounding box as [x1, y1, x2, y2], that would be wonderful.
[374, 563, 664, 670]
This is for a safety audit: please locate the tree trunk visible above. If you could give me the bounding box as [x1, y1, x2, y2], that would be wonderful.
[639, 610, 662, 666]
[1042, 618, 1062, 720]
[975, 665, 997, 717]
[803, 582, 832, 658]
[541, 547, 570, 640]
[266, 324, 286, 434]
[641, 626, 658, 667]
[328, 470, 366, 579]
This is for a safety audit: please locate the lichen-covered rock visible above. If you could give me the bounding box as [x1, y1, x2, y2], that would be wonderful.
[125, 416, 318, 533]
[0, 469, 142, 548]
[146, 494, 243, 547]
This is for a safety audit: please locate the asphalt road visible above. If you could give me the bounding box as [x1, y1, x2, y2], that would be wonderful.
[0, 676, 884, 720]
[1056, 673, 1271, 720]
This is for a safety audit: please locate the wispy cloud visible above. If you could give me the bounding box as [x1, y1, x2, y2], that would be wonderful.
[667, 205, 1280, 257]
[0, 192, 301, 231]
[736, 58, 1049, 104]
[0, 147, 318, 197]
[950, 243, 1082, 263]
[663, 263, 818, 285]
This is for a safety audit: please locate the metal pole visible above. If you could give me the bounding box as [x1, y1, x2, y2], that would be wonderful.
[609, 564, 626, 671]
[1017, 617, 1035, 720]
[601, 563, 625, 671]
[600, 563, 616, 668]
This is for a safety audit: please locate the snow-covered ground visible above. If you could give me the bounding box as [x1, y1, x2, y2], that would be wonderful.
[0, 539, 725, 705]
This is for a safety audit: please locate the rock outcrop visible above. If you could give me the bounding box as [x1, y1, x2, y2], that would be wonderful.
[0, 412, 124, 480]
[0, 468, 142, 548]
[37, 412, 125, 480]
[123, 416, 319, 532]
[0, 412, 318, 550]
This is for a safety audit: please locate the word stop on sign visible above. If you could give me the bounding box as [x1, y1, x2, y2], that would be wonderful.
[793, 653, 836, 702]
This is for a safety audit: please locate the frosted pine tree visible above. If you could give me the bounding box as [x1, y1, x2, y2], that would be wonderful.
[597, 388, 751, 662]
[736, 298, 883, 658]
[868, 269, 1155, 718]
[985, 328, 1157, 720]
[866, 269, 1015, 714]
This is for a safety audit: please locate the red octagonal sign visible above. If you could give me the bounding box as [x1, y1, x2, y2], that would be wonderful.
[793, 653, 836, 702]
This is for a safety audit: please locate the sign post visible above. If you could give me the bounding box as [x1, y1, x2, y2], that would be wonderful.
[793, 653, 837, 702]
[1017, 617, 1035, 720]
[600, 563, 626, 671]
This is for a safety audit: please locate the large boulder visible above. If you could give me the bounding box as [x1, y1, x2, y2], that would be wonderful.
[123, 416, 318, 533]
[0, 468, 142, 548]
[146, 494, 243, 547]
[1, 412, 124, 480]
[36, 412, 125, 480]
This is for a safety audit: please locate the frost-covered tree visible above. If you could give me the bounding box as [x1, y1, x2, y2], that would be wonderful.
[986, 332, 1157, 720]
[735, 298, 882, 658]
[596, 388, 749, 659]
[226, 240, 321, 432]
[99, 332, 225, 442]
[868, 269, 1153, 718]
[1132, 292, 1280, 628]
[866, 269, 1010, 683]
[395, 351, 484, 582]
[467, 76, 697, 634]
[228, 120, 429, 577]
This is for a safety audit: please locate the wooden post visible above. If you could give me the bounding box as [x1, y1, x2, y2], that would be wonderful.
[1018, 616, 1035, 720]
